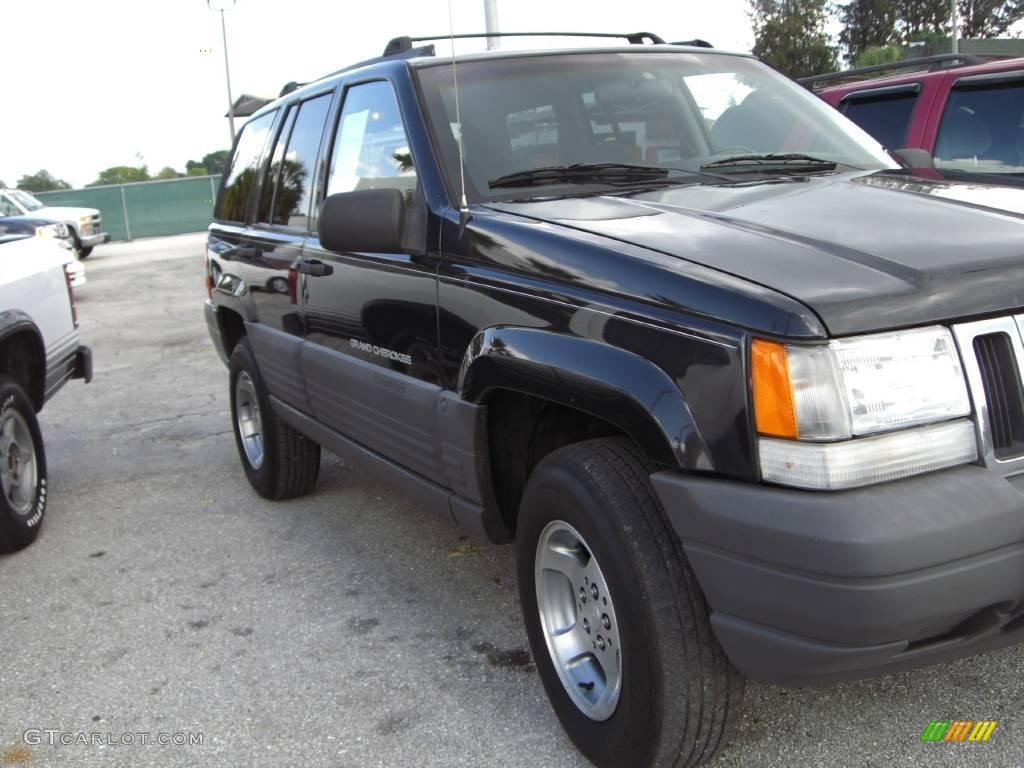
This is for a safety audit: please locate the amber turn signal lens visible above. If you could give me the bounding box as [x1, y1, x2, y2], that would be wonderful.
[751, 339, 798, 439]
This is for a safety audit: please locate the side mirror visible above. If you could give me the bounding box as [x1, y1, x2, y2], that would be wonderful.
[319, 189, 406, 254]
[891, 148, 935, 170]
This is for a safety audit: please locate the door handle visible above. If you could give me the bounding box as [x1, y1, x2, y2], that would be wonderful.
[294, 258, 333, 277]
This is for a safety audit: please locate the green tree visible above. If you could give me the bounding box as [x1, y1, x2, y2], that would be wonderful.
[17, 169, 72, 192]
[958, 0, 1024, 37]
[201, 150, 230, 175]
[838, 0, 898, 64]
[895, 0, 951, 40]
[88, 165, 150, 186]
[855, 44, 907, 66]
[155, 166, 183, 180]
[186, 165, 209, 177]
[750, 0, 838, 79]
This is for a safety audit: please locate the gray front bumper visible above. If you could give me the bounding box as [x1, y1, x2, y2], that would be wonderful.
[651, 466, 1024, 686]
[80, 232, 110, 247]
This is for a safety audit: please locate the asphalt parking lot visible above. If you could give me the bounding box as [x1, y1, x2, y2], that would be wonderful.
[1, 232, 1022, 768]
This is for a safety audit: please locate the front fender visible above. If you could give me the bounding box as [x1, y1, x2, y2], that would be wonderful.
[458, 326, 711, 470]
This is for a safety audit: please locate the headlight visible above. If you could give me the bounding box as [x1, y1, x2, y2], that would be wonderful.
[35, 224, 59, 238]
[751, 326, 976, 490]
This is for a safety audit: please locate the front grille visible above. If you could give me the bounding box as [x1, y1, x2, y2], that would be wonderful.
[974, 333, 1024, 458]
[952, 316, 1024, 474]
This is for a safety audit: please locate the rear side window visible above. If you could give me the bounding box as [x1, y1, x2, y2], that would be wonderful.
[257, 105, 296, 224]
[841, 92, 918, 150]
[217, 111, 276, 223]
[935, 79, 1024, 178]
[271, 93, 333, 228]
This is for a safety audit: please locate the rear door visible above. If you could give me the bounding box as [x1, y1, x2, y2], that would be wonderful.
[297, 78, 447, 484]
[241, 89, 337, 413]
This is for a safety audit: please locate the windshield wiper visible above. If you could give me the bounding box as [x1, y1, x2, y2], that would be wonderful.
[701, 153, 839, 173]
[489, 162, 673, 189]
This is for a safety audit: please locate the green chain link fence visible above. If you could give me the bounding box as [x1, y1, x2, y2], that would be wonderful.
[36, 175, 222, 242]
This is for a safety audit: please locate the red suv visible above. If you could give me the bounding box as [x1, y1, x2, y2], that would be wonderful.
[805, 55, 1024, 187]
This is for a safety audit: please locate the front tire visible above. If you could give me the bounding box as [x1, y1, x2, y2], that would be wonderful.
[517, 438, 743, 768]
[229, 338, 320, 499]
[0, 377, 48, 552]
[69, 231, 90, 259]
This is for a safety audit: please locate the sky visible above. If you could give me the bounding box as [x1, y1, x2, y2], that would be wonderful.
[0, 0, 754, 188]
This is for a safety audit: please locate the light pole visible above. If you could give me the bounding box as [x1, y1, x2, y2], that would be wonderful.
[484, 0, 499, 50]
[208, 0, 237, 147]
[951, 0, 959, 54]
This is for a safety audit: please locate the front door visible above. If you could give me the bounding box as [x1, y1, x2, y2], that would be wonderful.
[298, 79, 446, 485]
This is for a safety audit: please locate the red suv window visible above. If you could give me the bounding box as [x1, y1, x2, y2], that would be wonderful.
[935, 75, 1024, 182]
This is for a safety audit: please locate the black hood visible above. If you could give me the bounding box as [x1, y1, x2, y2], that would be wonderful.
[487, 172, 1024, 336]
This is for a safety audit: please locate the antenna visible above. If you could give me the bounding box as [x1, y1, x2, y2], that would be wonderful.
[447, 0, 470, 231]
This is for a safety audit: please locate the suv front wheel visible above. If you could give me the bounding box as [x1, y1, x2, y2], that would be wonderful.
[229, 338, 321, 500]
[517, 438, 743, 768]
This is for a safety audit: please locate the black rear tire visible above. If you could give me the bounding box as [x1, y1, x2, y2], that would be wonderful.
[78, 246, 93, 259]
[0, 377, 48, 553]
[229, 337, 320, 499]
[517, 438, 743, 768]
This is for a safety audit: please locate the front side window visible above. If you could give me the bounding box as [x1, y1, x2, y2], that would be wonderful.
[272, 93, 333, 228]
[0, 195, 21, 216]
[8, 190, 44, 212]
[841, 91, 918, 150]
[326, 80, 416, 197]
[935, 79, 1024, 180]
[416, 52, 896, 202]
[217, 111, 276, 222]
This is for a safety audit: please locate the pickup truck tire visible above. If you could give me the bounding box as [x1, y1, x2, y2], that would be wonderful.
[0, 377, 48, 552]
[68, 231, 91, 259]
[517, 438, 743, 768]
[229, 338, 320, 500]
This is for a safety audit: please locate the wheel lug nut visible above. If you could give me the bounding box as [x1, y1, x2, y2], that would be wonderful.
[596, 635, 606, 650]
[579, 587, 586, 603]
[602, 614, 611, 629]
[591, 584, 599, 600]
[583, 618, 591, 634]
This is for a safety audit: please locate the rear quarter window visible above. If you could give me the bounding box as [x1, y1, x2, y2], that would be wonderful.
[216, 111, 277, 223]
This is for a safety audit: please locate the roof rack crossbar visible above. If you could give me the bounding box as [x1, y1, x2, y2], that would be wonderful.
[383, 31, 664, 56]
[798, 53, 986, 87]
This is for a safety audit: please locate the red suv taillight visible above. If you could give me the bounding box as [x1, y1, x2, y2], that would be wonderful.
[64, 266, 79, 328]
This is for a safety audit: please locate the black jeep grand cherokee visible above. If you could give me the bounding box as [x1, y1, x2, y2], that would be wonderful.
[204, 33, 1024, 768]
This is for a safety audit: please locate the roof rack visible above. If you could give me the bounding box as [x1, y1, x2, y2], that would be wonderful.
[798, 53, 987, 89]
[671, 39, 713, 48]
[383, 31, 665, 56]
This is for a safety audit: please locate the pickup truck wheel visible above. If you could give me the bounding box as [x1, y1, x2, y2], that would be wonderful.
[229, 338, 320, 500]
[0, 377, 47, 552]
[68, 231, 91, 259]
[517, 438, 743, 768]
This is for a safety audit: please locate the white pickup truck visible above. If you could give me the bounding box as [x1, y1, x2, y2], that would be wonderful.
[0, 188, 109, 259]
[0, 235, 91, 551]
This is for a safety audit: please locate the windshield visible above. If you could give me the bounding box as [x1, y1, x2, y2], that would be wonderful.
[416, 51, 898, 202]
[8, 190, 45, 211]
